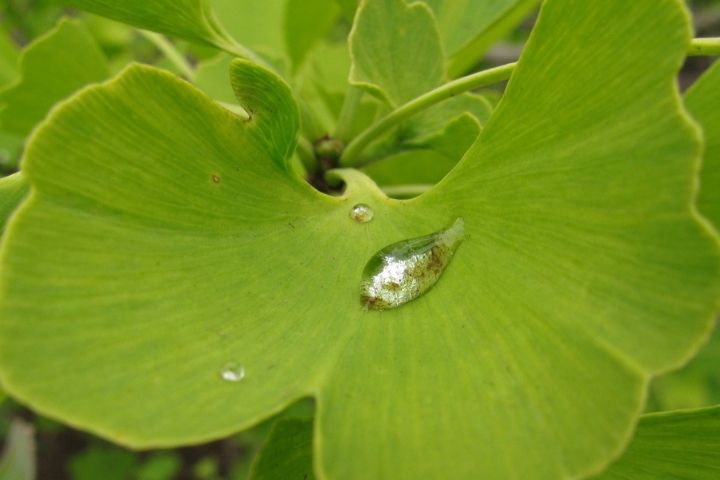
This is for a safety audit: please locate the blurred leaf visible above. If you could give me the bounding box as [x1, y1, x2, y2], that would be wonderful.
[595, 406, 720, 479]
[686, 59, 720, 229]
[137, 453, 182, 480]
[0, 30, 18, 88]
[193, 456, 220, 480]
[249, 418, 314, 480]
[195, 54, 237, 104]
[0, 173, 27, 232]
[284, 0, 340, 73]
[61, 0, 241, 55]
[69, 447, 136, 480]
[212, 0, 285, 57]
[424, 0, 539, 77]
[650, 324, 720, 411]
[0, 18, 110, 137]
[362, 114, 481, 188]
[0, 420, 35, 480]
[401, 94, 490, 143]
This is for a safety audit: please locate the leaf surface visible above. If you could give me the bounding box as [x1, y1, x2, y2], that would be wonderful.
[0, 18, 110, 138]
[650, 324, 720, 411]
[595, 406, 720, 479]
[62, 0, 238, 53]
[0, 2, 717, 480]
[424, 0, 538, 76]
[0, 173, 28, 233]
[249, 419, 315, 480]
[349, 0, 444, 105]
[0, 29, 18, 87]
[284, 0, 340, 73]
[686, 60, 720, 229]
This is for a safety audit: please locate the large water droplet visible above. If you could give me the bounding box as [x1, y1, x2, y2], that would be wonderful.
[350, 203, 374, 223]
[360, 218, 464, 310]
[220, 363, 246, 382]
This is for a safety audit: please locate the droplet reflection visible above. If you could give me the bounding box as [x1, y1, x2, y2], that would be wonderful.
[360, 218, 465, 310]
[350, 203, 374, 223]
[220, 363, 245, 382]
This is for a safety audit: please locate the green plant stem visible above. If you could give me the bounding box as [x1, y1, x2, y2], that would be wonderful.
[381, 184, 433, 198]
[340, 37, 720, 167]
[688, 37, 720, 56]
[335, 86, 364, 141]
[296, 137, 317, 171]
[140, 31, 196, 81]
[340, 62, 516, 167]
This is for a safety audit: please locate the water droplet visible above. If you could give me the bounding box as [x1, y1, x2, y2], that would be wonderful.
[350, 203, 374, 223]
[360, 218, 465, 310]
[220, 363, 245, 382]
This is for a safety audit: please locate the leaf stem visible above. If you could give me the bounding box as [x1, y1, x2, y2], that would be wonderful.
[340, 62, 516, 167]
[335, 86, 364, 141]
[688, 37, 720, 56]
[340, 37, 719, 167]
[296, 137, 318, 171]
[140, 31, 196, 81]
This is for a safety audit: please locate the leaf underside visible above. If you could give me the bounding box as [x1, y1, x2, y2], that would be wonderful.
[0, 1, 718, 480]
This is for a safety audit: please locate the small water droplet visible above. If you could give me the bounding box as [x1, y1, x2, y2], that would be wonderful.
[220, 363, 245, 382]
[360, 218, 464, 310]
[350, 203, 374, 223]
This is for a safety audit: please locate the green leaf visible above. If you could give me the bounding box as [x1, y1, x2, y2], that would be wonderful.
[249, 419, 315, 480]
[69, 447, 137, 480]
[0, 18, 110, 138]
[0, 29, 18, 88]
[685, 59, 720, 229]
[212, 0, 285, 57]
[246, 408, 720, 480]
[0, 173, 28, 233]
[195, 54, 237, 104]
[61, 0, 240, 55]
[347, 0, 493, 155]
[362, 114, 481, 188]
[423, 0, 539, 77]
[349, 0, 444, 105]
[650, 324, 720, 411]
[137, 453, 182, 480]
[595, 406, 720, 479]
[0, 2, 718, 480]
[284, 0, 340, 73]
[0, 420, 35, 480]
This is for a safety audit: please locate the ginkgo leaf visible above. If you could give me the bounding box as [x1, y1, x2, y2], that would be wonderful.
[215, 407, 720, 480]
[650, 324, 720, 411]
[0, 18, 110, 138]
[349, 0, 444, 105]
[686, 59, 720, 229]
[0, 29, 18, 88]
[249, 419, 315, 480]
[0, 2, 717, 480]
[0, 173, 28, 233]
[348, 0, 489, 157]
[595, 406, 720, 479]
[284, 0, 340, 73]
[61, 0, 241, 55]
[213, 0, 285, 57]
[423, 0, 539, 76]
